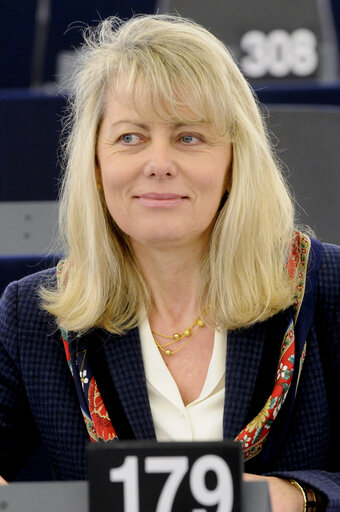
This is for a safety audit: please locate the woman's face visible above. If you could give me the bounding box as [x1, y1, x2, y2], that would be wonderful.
[96, 90, 232, 251]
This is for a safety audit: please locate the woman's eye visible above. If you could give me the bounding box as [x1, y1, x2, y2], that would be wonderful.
[120, 134, 141, 145]
[180, 135, 200, 145]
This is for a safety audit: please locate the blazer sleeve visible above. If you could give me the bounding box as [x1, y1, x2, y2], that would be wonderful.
[266, 242, 340, 511]
[0, 280, 42, 480]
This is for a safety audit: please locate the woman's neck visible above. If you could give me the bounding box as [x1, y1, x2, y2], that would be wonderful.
[131, 239, 206, 328]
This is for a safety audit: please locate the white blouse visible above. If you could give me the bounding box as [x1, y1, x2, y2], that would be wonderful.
[139, 320, 227, 441]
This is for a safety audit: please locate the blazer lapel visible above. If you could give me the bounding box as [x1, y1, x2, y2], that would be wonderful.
[95, 328, 156, 440]
[223, 322, 267, 439]
[90, 321, 268, 442]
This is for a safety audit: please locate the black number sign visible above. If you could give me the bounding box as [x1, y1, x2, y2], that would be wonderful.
[88, 441, 242, 512]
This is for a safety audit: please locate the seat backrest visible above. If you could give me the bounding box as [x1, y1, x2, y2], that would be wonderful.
[0, 91, 65, 254]
[266, 105, 340, 244]
[0, 254, 60, 294]
[0, 91, 64, 202]
[0, 0, 156, 88]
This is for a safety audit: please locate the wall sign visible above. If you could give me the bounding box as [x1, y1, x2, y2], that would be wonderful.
[240, 29, 318, 78]
[88, 441, 243, 512]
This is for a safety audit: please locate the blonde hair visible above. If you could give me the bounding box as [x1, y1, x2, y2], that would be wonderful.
[41, 14, 297, 333]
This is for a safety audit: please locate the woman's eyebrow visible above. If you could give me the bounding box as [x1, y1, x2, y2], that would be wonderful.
[109, 120, 205, 132]
[110, 120, 149, 130]
[111, 119, 206, 128]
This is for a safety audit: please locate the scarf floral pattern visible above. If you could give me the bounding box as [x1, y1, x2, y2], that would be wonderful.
[58, 264, 118, 442]
[59, 231, 311, 460]
[235, 231, 310, 460]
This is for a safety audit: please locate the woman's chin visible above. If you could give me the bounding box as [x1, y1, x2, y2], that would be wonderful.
[129, 229, 210, 252]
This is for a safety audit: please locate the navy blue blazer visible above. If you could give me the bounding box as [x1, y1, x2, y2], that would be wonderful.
[0, 242, 339, 510]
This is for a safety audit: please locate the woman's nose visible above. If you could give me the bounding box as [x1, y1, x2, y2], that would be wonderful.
[143, 140, 178, 179]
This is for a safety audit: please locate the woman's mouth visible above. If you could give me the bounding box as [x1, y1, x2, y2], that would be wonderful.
[134, 193, 188, 208]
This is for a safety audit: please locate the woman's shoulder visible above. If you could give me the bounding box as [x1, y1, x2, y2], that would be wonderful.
[310, 240, 340, 320]
[1, 266, 57, 300]
[0, 267, 57, 332]
[317, 241, 340, 285]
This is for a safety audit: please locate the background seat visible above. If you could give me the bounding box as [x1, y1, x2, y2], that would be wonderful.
[156, 0, 340, 83]
[0, 254, 60, 295]
[0, 90, 64, 255]
[0, 0, 155, 89]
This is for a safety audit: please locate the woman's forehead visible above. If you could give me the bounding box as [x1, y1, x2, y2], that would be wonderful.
[103, 80, 208, 125]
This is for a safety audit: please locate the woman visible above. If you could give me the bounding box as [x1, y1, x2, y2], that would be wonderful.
[0, 14, 339, 512]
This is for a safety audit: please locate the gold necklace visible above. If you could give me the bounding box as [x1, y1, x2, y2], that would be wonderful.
[151, 312, 206, 356]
